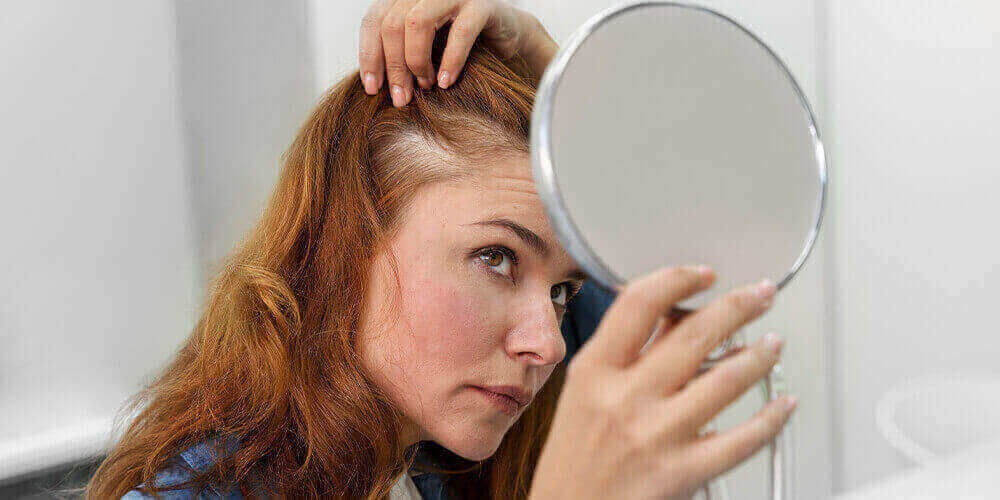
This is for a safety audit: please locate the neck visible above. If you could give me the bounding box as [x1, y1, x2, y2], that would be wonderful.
[400, 418, 424, 449]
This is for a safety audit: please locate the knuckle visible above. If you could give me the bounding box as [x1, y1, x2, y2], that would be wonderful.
[621, 416, 654, 450]
[439, 58, 460, 72]
[384, 60, 408, 73]
[716, 363, 745, 389]
[404, 53, 428, 73]
[382, 14, 405, 35]
[594, 377, 629, 412]
[617, 374, 647, 406]
[727, 288, 758, 316]
[616, 398, 655, 444]
[449, 22, 476, 41]
[358, 46, 380, 63]
[619, 286, 657, 314]
[658, 414, 687, 442]
[404, 10, 429, 31]
[672, 403, 703, 434]
[734, 432, 760, 459]
[750, 342, 778, 370]
[360, 13, 383, 32]
[692, 328, 722, 355]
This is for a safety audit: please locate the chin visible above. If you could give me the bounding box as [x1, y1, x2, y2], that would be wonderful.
[432, 423, 507, 461]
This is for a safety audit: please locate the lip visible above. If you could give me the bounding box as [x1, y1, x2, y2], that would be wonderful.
[471, 385, 533, 415]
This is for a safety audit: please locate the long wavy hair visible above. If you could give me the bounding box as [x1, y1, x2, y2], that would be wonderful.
[86, 30, 564, 499]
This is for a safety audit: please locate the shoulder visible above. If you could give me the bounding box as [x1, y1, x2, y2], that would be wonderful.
[121, 438, 243, 499]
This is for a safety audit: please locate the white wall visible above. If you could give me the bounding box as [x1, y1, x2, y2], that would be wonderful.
[173, 0, 316, 286]
[0, 1, 316, 483]
[823, 0, 1000, 492]
[0, 1, 197, 481]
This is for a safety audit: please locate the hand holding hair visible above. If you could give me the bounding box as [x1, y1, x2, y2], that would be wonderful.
[359, 0, 556, 107]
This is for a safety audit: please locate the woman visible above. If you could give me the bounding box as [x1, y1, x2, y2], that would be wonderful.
[86, 1, 795, 498]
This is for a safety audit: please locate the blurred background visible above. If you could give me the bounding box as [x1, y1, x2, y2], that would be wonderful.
[2, 1, 998, 498]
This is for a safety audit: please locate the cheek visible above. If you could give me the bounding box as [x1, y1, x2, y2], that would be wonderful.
[403, 274, 498, 369]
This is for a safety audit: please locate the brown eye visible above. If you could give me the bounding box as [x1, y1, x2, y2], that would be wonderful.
[483, 250, 504, 267]
[479, 247, 515, 278]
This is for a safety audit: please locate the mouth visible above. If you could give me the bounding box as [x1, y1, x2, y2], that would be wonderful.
[469, 385, 532, 416]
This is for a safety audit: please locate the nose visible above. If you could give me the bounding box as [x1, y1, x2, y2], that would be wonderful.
[505, 293, 567, 367]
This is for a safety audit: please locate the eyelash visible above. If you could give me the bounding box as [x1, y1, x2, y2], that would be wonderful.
[476, 245, 584, 307]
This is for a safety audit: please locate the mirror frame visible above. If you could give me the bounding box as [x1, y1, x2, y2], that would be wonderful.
[530, 0, 829, 295]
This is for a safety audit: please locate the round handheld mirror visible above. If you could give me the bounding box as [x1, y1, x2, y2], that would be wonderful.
[531, 1, 827, 315]
[531, 4, 827, 497]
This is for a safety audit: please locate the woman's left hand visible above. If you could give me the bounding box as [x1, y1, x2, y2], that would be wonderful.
[358, 0, 557, 107]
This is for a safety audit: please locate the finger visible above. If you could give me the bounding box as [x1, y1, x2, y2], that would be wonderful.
[638, 316, 669, 356]
[685, 395, 796, 483]
[382, 0, 420, 106]
[359, 0, 394, 95]
[404, 0, 460, 89]
[672, 333, 784, 429]
[579, 265, 715, 368]
[705, 342, 747, 365]
[634, 278, 776, 394]
[437, 1, 491, 89]
[641, 306, 697, 351]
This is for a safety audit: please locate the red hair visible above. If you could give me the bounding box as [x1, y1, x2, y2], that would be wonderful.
[86, 30, 564, 499]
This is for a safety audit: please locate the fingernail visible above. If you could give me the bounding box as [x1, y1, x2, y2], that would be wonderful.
[784, 396, 798, 412]
[391, 85, 404, 107]
[756, 278, 776, 302]
[363, 72, 377, 94]
[417, 76, 431, 89]
[438, 70, 450, 89]
[695, 264, 714, 280]
[762, 332, 784, 355]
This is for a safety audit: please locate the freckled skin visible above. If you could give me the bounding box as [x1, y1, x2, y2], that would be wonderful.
[357, 154, 578, 461]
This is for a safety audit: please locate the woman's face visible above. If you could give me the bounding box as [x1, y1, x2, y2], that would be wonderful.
[358, 152, 585, 460]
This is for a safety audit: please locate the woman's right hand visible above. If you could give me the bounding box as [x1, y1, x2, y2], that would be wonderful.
[358, 0, 556, 107]
[530, 265, 797, 500]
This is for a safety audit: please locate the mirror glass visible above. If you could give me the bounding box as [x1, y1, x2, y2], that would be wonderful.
[532, 2, 826, 310]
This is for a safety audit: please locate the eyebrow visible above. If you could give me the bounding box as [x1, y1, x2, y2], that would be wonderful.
[462, 218, 588, 281]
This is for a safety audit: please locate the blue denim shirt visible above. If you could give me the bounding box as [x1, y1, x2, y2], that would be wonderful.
[122, 281, 617, 499]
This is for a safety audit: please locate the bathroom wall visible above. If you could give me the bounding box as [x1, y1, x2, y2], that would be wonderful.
[173, 0, 316, 291]
[0, 0, 197, 481]
[0, 0, 315, 484]
[822, 0, 1000, 492]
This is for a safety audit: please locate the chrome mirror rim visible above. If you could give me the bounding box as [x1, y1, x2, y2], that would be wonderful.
[529, 0, 829, 295]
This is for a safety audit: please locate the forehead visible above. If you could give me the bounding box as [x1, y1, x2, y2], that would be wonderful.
[466, 157, 541, 210]
[404, 155, 543, 222]
[404, 156, 580, 272]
